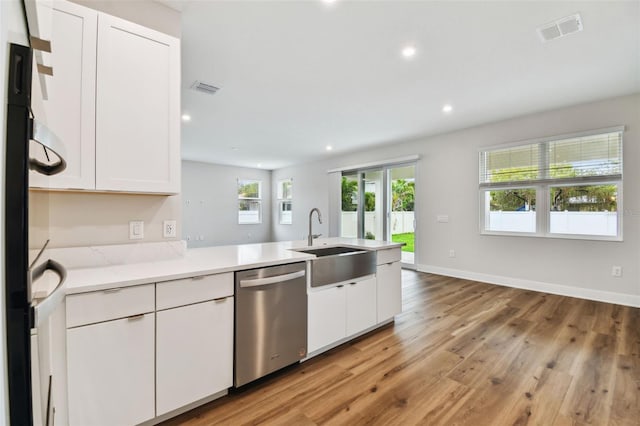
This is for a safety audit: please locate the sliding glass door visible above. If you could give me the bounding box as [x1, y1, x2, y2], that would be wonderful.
[363, 169, 384, 241]
[388, 165, 416, 266]
[340, 163, 416, 267]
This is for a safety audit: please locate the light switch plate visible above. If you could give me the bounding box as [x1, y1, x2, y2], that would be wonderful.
[129, 221, 144, 240]
[163, 220, 177, 238]
[437, 215, 449, 223]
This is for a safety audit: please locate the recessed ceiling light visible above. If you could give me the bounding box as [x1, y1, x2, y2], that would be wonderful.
[401, 45, 417, 59]
[257, 163, 262, 168]
[181, 114, 191, 122]
[442, 104, 453, 114]
[326, 145, 333, 151]
[322, 0, 337, 4]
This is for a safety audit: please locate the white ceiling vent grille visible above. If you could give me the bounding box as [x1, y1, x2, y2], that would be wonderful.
[537, 13, 583, 43]
[190, 80, 220, 95]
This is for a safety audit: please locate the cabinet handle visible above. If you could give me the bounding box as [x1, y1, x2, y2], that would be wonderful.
[386, 262, 394, 266]
[213, 296, 229, 302]
[45, 375, 52, 426]
[103, 288, 121, 294]
[191, 276, 205, 281]
[36, 63, 53, 76]
[336, 285, 344, 288]
[30, 36, 52, 53]
[127, 314, 145, 321]
[349, 282, 356, 286]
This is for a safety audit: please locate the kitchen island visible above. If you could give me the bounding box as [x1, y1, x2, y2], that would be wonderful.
[31, 238, 403, 426]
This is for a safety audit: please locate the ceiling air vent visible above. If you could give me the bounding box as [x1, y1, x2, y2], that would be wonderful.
[190, 80, 220, 95]
[537, 13, 583, 43]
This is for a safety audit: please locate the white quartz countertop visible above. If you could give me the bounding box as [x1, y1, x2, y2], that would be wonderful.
[53, 238, 403, 296]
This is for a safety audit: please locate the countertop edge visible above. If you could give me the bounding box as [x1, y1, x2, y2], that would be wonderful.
[45, 239, 405, 298]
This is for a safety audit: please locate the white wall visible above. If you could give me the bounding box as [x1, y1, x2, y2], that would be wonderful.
[271, 161, 331, 242]
[1, 0, 30, 421]
[35, 192, 182, 248]
[273, 94, 640, 305]
[182, 161, 273, 247]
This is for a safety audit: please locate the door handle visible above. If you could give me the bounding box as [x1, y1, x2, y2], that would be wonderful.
[239, 270, 305, 288]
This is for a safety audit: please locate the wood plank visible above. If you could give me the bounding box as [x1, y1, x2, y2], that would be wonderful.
[559, 332, 617, 425]
[162, 271, 640, 426]
[609, 354, 640, 426]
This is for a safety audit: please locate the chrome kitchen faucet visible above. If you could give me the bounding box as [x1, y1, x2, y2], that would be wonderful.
[308, 208, 322, 246]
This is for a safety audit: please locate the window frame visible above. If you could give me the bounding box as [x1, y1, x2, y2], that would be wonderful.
[237, 179, 262, 225]
[479, 126, 624, 241]
[277, 178, 293, 225]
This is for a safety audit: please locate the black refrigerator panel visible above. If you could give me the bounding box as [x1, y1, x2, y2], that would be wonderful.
[5, 42, 34, 425]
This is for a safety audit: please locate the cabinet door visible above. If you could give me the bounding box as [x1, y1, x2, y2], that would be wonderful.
[34, 299, 69, 426]
[95, 13, 180, 194]
[346, 277, 377, 336]
[30, 0, 97, 190]
[156, 297, 234, 416]
[376, 261, 402, 322]
[308, 286, 347, 354]
[67, 314, 154, 426]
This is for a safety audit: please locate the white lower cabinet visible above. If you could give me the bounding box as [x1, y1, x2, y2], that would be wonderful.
[346, 277, 377, 336]
[66, 313, 155, 426]
[308, 276, 377, 354]
[156, 296, 234, 416]
[376, 261, 402, 322]
[308, 285, 347, 353]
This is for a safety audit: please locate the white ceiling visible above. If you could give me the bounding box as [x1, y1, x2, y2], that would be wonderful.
[176, 0, 640, 170]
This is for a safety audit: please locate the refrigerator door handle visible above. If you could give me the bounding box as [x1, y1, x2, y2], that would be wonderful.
[30, 259, 67, 304]
[29, 118, 67, 176]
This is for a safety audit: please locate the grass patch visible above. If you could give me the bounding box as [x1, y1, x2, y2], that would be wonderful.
[392, 233, 414, 252]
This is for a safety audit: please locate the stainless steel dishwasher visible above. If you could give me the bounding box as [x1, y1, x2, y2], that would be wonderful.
[234, 262, 307, 387]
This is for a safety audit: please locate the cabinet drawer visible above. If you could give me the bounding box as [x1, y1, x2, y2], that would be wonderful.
[66, 284, 154, 328]
[156, 273, 233, 311]
[376, 248, 401, 265]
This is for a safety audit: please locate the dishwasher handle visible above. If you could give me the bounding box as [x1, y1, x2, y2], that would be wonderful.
[239, 270, 305, 288]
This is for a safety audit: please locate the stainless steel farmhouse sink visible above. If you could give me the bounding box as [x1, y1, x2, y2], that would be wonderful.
[296, 245, 363, 257]
[294, 246, 377, 287]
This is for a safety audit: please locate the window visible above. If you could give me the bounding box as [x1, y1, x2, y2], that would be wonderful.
[479, 127, 623, 240]
[238, 179, 262, 224]
[277, 178, 293, 225]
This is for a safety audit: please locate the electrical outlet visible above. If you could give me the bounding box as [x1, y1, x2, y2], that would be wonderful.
[129, 221, 144, 240]
[611, 265, 622, 277]
[449, 249, 456, 258]
[163, 220, 177, 238]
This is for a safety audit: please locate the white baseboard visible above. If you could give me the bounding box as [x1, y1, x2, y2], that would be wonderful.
[417, 264, 640, 308]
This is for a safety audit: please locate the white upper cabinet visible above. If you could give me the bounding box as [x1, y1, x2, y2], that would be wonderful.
[30, 0, 97, 190]
[29, 1, 180, 194]
[24, 0, 54, 98]
[95, 13, 180, 194]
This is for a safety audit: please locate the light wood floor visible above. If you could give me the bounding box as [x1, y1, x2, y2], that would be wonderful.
[163, 271, 639, 426]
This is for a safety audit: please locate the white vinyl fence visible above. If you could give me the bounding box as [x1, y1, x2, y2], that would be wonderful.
[341, 211, 415, 239]
[488, 211, 617, 236]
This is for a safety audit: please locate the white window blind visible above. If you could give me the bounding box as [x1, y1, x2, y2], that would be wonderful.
[480, 129, 623, 187]
[479, 127, 624, 240]
[547, 132, 622, 178]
